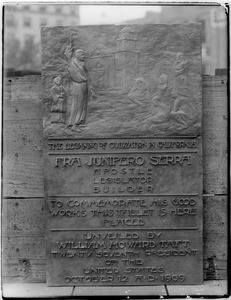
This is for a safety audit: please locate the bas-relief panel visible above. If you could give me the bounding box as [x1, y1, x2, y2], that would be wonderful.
[41, 24, 201, 138]
[41, 24, 203, 288]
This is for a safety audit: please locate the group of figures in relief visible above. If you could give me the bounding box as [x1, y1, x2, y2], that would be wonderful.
[127, 53, 198, 131]
[48, 33, 199, 134]
[50, 45, 95, 132]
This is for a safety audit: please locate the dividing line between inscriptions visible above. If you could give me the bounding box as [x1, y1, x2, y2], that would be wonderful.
[48, 136, 199, 140]
[50, 227, 199, 232]
[49, 194, 199, 197]
[48, 150, 199, 155]
[49, 194, 199, 198]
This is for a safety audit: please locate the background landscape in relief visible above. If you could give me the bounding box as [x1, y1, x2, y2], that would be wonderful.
[41, 24, 202, 138]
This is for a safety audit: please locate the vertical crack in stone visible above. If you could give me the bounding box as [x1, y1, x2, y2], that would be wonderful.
[71, 286, 75, 296]
[165, 285, 169, 296]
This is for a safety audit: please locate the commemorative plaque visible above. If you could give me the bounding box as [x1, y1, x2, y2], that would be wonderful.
[41, 24, 203, 287]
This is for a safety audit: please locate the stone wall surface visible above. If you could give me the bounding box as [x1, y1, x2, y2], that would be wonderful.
[2, 74, 228, 297]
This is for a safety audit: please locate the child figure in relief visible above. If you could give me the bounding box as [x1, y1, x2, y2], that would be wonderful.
[50, 76, 66, 123]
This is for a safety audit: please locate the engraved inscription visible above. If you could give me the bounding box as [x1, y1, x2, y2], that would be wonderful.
[48, 195, 199, 227]
[44, 137, 202, 286]
[47, 139, 198, 152]
[48, 227, 199, 285]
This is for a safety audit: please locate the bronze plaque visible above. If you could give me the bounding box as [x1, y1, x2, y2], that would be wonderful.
[42, 24, 203, 287]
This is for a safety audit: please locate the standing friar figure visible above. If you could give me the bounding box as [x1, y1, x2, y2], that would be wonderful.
[64, 35, 95, 130]
[68, 49, 88, 129]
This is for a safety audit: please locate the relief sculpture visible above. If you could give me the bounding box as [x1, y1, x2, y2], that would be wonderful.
[42, 25, 201, 138]
[66, 49, 90, 131]
[42, 24, 203, 288]
[128, 77, 150, 107]
[147, 73, 176, 124]
[50, 76, 66, 124]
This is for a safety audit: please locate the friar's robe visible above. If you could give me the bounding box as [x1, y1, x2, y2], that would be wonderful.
[68, 58, 88, 126]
